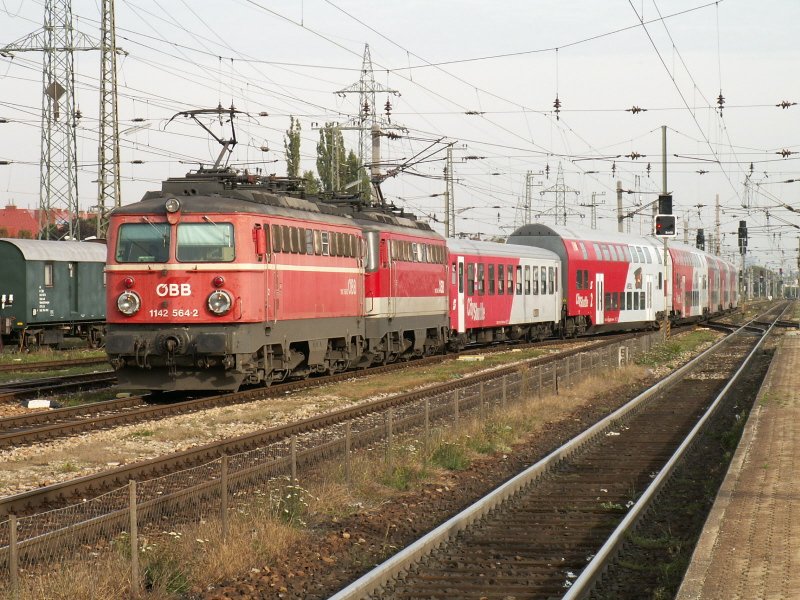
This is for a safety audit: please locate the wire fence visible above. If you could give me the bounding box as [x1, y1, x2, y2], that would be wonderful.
[0, 332, 662, 597]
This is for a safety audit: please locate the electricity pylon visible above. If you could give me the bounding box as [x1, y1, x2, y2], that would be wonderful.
[1, 0, 98, 239]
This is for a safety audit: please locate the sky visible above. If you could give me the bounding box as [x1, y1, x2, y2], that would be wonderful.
[1, 0, 799, 273]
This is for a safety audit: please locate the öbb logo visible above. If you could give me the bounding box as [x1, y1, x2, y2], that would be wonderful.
[156, 283, 192, 297]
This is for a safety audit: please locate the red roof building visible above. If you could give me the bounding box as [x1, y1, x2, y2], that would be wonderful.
[0, 204, 90, 238]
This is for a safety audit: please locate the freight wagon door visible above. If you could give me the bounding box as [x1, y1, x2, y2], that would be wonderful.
[595, 273, 604, 325]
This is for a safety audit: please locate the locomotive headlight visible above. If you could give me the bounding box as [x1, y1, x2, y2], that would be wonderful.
[165, 197, 181, 213]
[207, 290, 232, 315]
[117, 291, 141, 316]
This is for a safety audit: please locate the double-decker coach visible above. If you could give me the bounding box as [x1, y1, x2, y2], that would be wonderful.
[507, 223, 667, 335]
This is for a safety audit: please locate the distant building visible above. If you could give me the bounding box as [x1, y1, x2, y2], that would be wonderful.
[0, 204, 90, 238]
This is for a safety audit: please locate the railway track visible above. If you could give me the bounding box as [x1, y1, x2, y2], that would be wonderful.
[0, 331, 654, 519]
[0, 372, 116, 404]
[0, 333, 644, 450]
[329, 303, 787, 600]
[0, 357, 108, 374]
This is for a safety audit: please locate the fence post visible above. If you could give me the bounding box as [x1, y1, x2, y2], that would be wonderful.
[501, 375, 507, 410]
[129, 480, 140, 599]
[453, 390, 459, 428]
[538, 366, 543, 399]
[345, 421, 352, 486]
[424, 399, 430, 453]
[479, 382, 485, 421]
[290, 436, 297, 486]
[386, 408, 394, 471]
[220, 455, 229, 541]
[9, 514, 18, 596]
[553, 364, 559, 394]
[565, 356, 571, 387]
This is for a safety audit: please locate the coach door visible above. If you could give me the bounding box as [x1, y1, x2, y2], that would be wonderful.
[595, 273, 604, 325]
[457, 256, 466, 332]
[646, 275, 654, 321]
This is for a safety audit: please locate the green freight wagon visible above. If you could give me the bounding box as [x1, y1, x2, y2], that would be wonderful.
[0, 238, 107, 349]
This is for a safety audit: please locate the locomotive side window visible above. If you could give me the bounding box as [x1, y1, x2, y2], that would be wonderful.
[272, 225, 282, 253]
[477, 263, 485, 295]
[176, 222, 234, 262]
[44, 262, 54, 287]
[488, 264, 495, 295]
[321, 231, 330, 255]
[290, 227, 300, 253]
[313, 230, 322, 255]
[532, 266, 539, 294]
[280, 226, 291, 253]
[305, 229, 314, 254]
[116, 222, 170, 263]
[498, 264, 504, 294]
[467, 263, 475, 295]
[516, 266, 523, 295]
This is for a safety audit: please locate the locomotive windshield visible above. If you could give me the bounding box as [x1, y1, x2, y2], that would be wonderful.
[176, 222, 235, 262]
[116, 222, 170, 263]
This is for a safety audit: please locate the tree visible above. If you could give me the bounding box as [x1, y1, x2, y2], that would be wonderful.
[284, 116, 302, 178]
[302, 170, 320, 195]
[316, 123, 347, 193]
[343, 149, 370, 200]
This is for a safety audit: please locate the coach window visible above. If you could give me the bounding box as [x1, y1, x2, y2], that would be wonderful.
[451, 262, 457, 285]
[524, 265, 531, 294]
[622, 246, 632, 262]
[576, 269, 583, 290]
[592, 243, 601, 259]
[555, 267, 559, 292]
[532, 266, 539, 294]
[579, 241, 589, 260]
[608, 246, 618, 261]
[540, 266, 547, 295]
[44, 262, 54, 287]
[513, 265, 520, 295]
[458, 262, 464, 293]
[507, 265, 514, 294]
[467, 263, 475, 295]
[620, 292, 626, 310]
[601, 245, 611, 261]
[477, 263, 485, 295]
[498, 264, 505, 294]
[612, 292, 619, 310]
[489, 264, 495, 295]
[176, 222, 235, 262]
[643, 247, 653, 264]
[658, 272, 663, 290]
[634, 247, 645, 263]
[548, 266, 555, 294]
[604, 293, 611, 312]
[640, 292, 646, 310]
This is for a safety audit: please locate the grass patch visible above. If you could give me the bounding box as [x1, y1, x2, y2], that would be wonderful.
[127, 429, 156, 439]
[430, 441, 471, 470]
[636, 330, 718, 368]
[0, 346, 106, 366]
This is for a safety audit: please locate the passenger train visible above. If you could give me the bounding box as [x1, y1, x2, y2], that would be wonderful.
[104, 168, 738, 391]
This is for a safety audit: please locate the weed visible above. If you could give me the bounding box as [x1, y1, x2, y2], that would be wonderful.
[127, 429, 155, 440]
[269, 479, 315, 527]
[430, 442, 470, 470]
[381, 464, 427, 490]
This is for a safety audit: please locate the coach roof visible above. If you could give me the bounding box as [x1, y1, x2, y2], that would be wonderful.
[0, 238, 106, 262]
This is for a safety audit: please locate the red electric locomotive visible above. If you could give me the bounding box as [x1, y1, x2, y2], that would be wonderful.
[105, 168, 452, 391]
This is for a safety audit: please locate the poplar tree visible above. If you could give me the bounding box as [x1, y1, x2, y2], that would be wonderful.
[284, 116, 301, 178]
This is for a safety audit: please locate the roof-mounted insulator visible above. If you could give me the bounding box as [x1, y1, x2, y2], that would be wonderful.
[776, 100, 796, 109]
[553, 95, 561, 120]
[626, 106, 647, 114]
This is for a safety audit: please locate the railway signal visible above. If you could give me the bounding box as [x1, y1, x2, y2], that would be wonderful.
[654, 215, 676, 237]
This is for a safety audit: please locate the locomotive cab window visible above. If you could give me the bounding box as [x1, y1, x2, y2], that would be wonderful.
[177, 222, 234, 262]
[116, 222, 170, 263]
